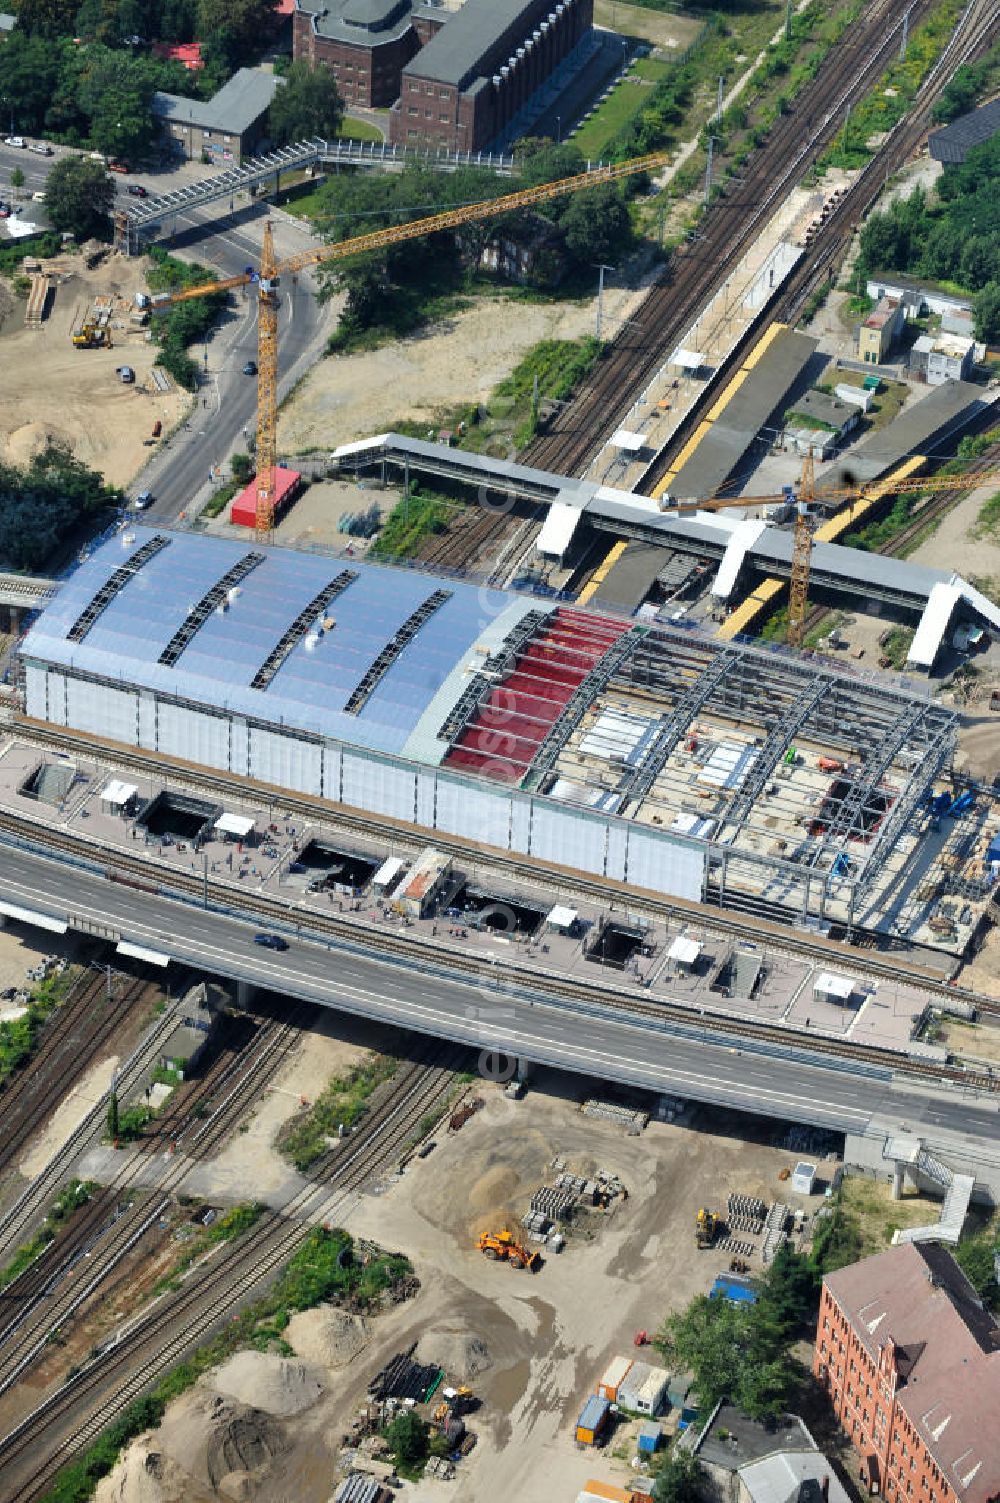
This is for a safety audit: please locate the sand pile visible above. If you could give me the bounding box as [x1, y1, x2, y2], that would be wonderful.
[285, 1304, 369, 1369]
[140, 1390, 288, 1496]
[468, 1165, 520, 1211]
[94, 1444, 208, 1503]
[4, 419, 71, 465]
[207, 1351, 324, 1417]
[414, 1327, 492, 1382]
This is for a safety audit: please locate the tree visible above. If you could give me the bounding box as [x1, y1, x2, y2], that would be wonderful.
[758, 1243, 818, 1341]
[558, 182, 632, 267]
[74, 50, 158, 162]
[197, 0, 277, 62]
[11, 0, 78, 36]
[0, 442, 122, 570]
[268, 60, 343, 145]
[106, 1089, 119, 1142]
[656, 1289, 791, 1422]
[385, 1410, 428, 1468]
[9, 166, 24, 198]
[652, 1445, 702, 1503]
[43, 155, 114, 238]
[973, 281, 1000, 343]
[954, 1236, 1000, 1310]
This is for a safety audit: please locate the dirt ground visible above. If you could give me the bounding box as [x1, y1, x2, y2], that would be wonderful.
[277, 289, 643, 456]
[592, 0, 704, 49]
[936, 1016, 1000, 1065]
[957, 924, 1000, 998]
[206, 476, 399, 557]
[102, 1074, 837, 1503]
[18, 1050, 119, 1179]
[0, 251, 187, 488]
[0, 925, 81, 995]
[907, 485, 1000, 582]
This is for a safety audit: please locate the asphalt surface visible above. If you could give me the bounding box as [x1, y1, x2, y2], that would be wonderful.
[0, 141, 333, 518]
[2, 842, 998, 1151]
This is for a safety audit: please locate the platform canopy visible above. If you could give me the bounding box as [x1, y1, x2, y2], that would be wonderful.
[668, 935, 701, 965]
[670, 347, 703, 369]
[815, 970, 854, 1000]
[214, 811, 255, 838]
[101, 778, 138, 807]
[610, 429, 646, 453]
[536, 499, 582, 559]
[546, 903, 578, 930]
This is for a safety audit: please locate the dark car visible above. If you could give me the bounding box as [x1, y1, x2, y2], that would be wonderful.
[126, 183, 148, 198]
[253, 932, 288, 951]
[242, 360, 257, 376]
[133, 491, 154, 510]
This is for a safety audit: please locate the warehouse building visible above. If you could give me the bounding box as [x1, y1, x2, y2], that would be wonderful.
[153, 68, 283, 165]
[292, 0, 445, 110]
[389, 0, 594, 152]
[18, 528, 959, 937]
[928, 97, 1000, 165]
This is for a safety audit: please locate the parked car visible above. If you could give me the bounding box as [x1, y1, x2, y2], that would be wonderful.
[0, 205, 10, 219]
[28, 142, 53, 156]
[5, 136, 25, 148]
[126, 183, 148, 198]
[133, 490, 154, 510]
[108, 159, 130, 174]
[242, 359, 258, 376]
[253, 932, 288, 951]
[116, 365, 135, 384]
[31, 191, 45, 202]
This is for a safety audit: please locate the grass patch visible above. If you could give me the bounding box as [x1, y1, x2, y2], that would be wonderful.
[340, 116, 383, 143]
[0, 1180, 96, 1293]
[879, 626, 914, 670]
[497, 335, 602, 447]
[814, 1177, 941, 1269]
[573, 56, 675, 160]
[970, 492, 1000, 544]
[369, 485, 452, 560]
[201, 481, 239, 520]
[41, 1226, 412, 1503]
[280, 1054, 398, 1171]
[0, 968, 78, 1091]
[153, 1202, 263, 1295]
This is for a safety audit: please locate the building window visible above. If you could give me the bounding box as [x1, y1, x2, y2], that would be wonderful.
[439, 114, 449, 122]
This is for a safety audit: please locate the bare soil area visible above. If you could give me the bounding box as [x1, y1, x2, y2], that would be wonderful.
[958, 923, 1000, 999]
[102, 1076, 836, 1503]
[277, 290, 641, 456]
[937, 1016, 1000, 1065]
[908, 484, 1000, 582]
[0, 252, 187, 487]
[0, 924, 82, 994]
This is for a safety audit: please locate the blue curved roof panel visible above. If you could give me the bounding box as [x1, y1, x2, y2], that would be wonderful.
[24, 528, 535, 758]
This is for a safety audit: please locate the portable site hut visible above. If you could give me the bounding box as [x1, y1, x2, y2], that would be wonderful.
[637, 1421, 662, 1455]
[597, 1355, 633, 1402]
[813, 971, 855, 1007]
[668, 1371, 693, 1410]
[791, 1161, 817, 1195]
[576, 1483, 652, 1503]
[395, 846, 451, 917]
[616, 1359, 652, 1412]
[635, 1366, 670, 1416]
[576, 1393, 611, 1446]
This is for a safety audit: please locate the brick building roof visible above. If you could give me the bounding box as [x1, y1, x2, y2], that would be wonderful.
[823, 1243, 1000, 1503]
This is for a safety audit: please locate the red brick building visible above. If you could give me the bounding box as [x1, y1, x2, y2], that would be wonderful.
[293, 0, 444, 111]
[813, 1243, 1000, 1503]
[390, 0, 593, 152]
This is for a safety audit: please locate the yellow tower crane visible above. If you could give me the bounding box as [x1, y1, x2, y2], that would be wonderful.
[659, 458, 1000, 646]
[150, 149, 673, 541]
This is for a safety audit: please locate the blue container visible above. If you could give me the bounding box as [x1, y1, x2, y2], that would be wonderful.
[638, 1422, 661, 1454]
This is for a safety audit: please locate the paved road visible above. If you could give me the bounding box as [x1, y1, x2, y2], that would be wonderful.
[0, 142, 333, 518]
[2, 842, 997, 1153]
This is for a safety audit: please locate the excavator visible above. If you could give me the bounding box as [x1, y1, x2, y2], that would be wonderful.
[696, 1207, 719, 1249]
[477, 1227, 540, 1271]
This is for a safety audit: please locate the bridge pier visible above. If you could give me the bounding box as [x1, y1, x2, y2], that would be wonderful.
[234, 978, 255, 1011]
[0, 605, 22, 635]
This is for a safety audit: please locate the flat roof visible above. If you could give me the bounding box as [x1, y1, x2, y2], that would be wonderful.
[671, 328, 818, 499]
[929, 96, 1000, 164]
[101, 778, 137, 805]
[214, 812, 255, 837]
[822, 379, 989, 487]
[402, 0, 543, 89]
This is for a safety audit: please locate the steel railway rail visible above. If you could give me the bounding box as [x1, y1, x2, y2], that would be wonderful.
[521, 0, 939, 478]
[0, 799, 994, 1095]
[5, 723, 993, 1009]
[0, 1054, 461, 1503]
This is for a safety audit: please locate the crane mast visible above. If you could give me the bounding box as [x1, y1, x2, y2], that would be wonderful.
[255, 221, 279, 542]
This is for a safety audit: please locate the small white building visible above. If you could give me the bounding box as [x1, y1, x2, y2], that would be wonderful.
[394, 847, 451, 917]
[668, 935, 702, 974]
[813, 972, 855, 1007]
[909, 333, 975, 386]
[791, 1161, 817, 1195]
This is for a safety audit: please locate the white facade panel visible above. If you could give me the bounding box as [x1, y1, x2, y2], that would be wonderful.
[415, 768, 436, 831]
[510, 793, 532, 856]
[230, 717, 249, 779]
[342, 752, 415, 822]
[605, 820, 628, 882]
[23, 663, 46, 721]
[436, 776, 511, 852]
[626, 828, 703, 901]
[322, 744, 342, 804]
[157, 702, 230, 770]
[249, 727, 321, 794]
[530, 802, 606, 876]
[66, 678, 136, 744]
[45, 670, 68, 726]
[137, 690, 156, 749]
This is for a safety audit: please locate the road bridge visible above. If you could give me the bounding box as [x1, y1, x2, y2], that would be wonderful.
[1, 839, 997, 1191]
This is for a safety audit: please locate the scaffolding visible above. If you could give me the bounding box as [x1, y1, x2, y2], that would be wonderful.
[159, 552, 266, 668]
[67, 536, 171, 644]
[343, 588, 452, 716]
[251, 569, 358, 692]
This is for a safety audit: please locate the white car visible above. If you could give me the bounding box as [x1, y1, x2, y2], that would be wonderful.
[5, 136, 25, 149]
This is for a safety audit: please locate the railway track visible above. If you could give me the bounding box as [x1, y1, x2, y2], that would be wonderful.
[644, 0, 1000, 493]
[0, 1003, 311, 1404]
[0, 968, 154, 1186]
[0, 796, 995, 1095]
[0, 1052, 462, 1503]
[7, 721, 996, 1012]
[521, 0, 939, 480]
